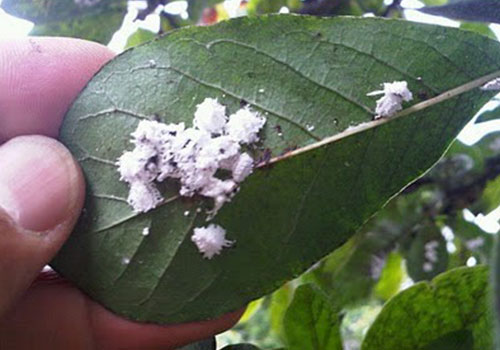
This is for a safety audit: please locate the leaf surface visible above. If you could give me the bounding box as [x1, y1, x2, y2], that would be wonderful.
[283, 284, 342, 350]
[362, 266, 492, 350]
[482, 176, 500, 214]
[51, 15, 500, 323]
[374, 251, 403, 300]
[493, 234, 500, 350]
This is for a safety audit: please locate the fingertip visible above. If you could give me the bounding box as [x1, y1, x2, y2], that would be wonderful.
[0, 37, 115, 142]
[0, 135, 85, 233]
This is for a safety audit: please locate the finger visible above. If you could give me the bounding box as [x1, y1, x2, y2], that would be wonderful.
[0, 272, 244, 350]
[0, 37, 115, 142]
[0, 136, 85, 316]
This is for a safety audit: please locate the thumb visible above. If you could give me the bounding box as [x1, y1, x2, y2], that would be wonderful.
[0, 136, 85, 316]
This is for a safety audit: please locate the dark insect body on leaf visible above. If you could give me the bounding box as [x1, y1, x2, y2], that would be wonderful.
[417, 90, 430, 101]
[257, 148, 273, 166]
[279, 145, 298, 157]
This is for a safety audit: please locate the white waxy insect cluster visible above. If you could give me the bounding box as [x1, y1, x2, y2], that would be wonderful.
[191, 224, 233, 259]
[481, 77, 500, 90]
[367, 81, 413, 119]
[117, 98, 266, 259]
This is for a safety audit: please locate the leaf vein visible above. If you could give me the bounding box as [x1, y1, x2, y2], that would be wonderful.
[138, 212, 199, 306]
[205, 38, 375, 114]
[93, 195, 180, 233]
[157, 65, 322, 141]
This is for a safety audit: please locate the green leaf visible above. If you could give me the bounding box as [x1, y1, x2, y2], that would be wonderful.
[422, 330, 474, 350]
[238, 298, 264, 323]
[460, 22, 497, 39]
[492, 234, 500, 350]
[247, 0, 288, 15]
[178, 338, 216, 350]
[306, 225, 400, 306]
[405, 222, 449, 281]
[52, 15, 500, 323]
[452, 217, 493, 263]
[283, 284, 342, 350]
[269, 284, 293, 341]
[483, 176, 500, 214]
[308, 188, 432, 306]
[362, 266, 492, 350]
[1, 0, 127, 44]
[421, 0, 448, 5]
[125, 28, 157, 50]
[420, 0, 500, 24]
[374, 252, 403, 300]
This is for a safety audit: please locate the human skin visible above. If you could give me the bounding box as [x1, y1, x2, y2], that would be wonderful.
[0, 37, 242, 350]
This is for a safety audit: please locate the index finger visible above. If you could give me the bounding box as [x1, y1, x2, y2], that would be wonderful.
[0, 37, 115, 143]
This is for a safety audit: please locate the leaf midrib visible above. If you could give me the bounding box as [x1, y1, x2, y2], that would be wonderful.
[89, 69, 500, 234]
[262, 69, 500, 167]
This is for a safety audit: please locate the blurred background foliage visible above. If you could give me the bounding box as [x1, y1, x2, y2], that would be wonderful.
[2, 0, 500, 349]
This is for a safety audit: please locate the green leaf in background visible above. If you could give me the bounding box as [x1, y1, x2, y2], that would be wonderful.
[52, 15, 500, 323]
[246, 0, 287, 15]
[178, 338, 216, 350]
[420, 0, 500, 24]
[1, 0, 127, 44]
[405, 222, 449, 281]
[421, 0, 448, 5]
[269, 284, 293, 342]
[307, 187, 431, 307]
[362, 266, 492, 350]
[492, 234, 500, 350]
[283, 284, 342, 350]
[341, 302, 383, 349]
[305, 225, 400, 306]
[422, 330, 474, 350]
[374, 252, 403, 300]
[452, 217, 494, 263]
[460, 22, 497, 39]
[238, 298, 264, 324]
[482, 176, 500, 214]
[125, 28, 157, 50]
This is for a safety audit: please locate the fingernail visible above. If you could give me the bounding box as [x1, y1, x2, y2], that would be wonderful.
[0, 136, 80, 231]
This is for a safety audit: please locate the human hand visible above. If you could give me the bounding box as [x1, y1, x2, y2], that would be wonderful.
[0, 37, 242, 349]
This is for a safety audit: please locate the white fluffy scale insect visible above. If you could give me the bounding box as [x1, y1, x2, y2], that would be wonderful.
[117, 98, 266, 259]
